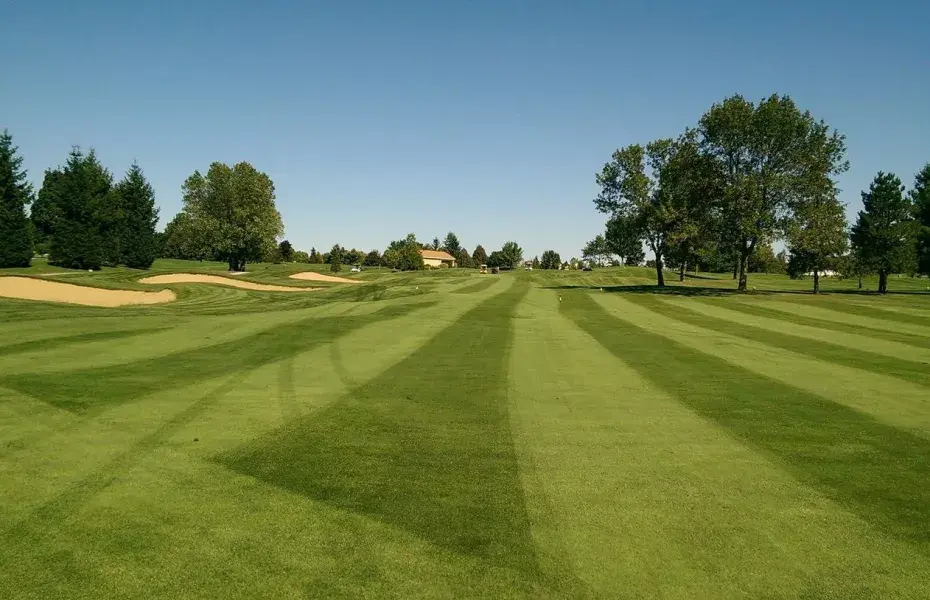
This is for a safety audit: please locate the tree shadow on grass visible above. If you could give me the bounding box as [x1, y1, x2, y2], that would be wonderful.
[546, 283, 930, 298]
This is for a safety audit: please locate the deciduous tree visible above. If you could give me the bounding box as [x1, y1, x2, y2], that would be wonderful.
[181, 161, 282, 272]
[0, 130, 33, 267]
[851, 172, 917, 293]
[786, 188, 847, 293]
[595, 142, 674, 286]
[499, 241, 523, 269]
[540, 250, 561, 269]
[582, 234, 611, 266]
[363, 250, 382, 266]
[605, 213, 643, 267]
[698, 94, 848, 291]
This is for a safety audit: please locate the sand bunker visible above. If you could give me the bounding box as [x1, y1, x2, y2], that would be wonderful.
[0, 276, 176, 307]
[289, 272, 362, 284]
[139, 273, 319, 292]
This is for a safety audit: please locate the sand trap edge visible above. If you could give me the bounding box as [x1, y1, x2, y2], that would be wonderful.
[0, 276, 176, 307]
[289, 272, 362, 284]
[139, 273, 320, 292]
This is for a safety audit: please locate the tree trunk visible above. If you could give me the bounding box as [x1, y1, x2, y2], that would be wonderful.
[679, 261, 686, 282]
[228, 257, 236, 271]
[655, 255, 665, 287]
[813, 269, 820, 294]
[733, 262, 738, 279]
[879, 270, 888, 294]
[858, 276, 862, 290]
[738, 251, 750, 292]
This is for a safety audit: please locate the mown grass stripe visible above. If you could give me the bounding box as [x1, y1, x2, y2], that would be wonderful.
[218, 282, 547, 587]
[798, 296, 930, 328]
[595, 294, 930, 435]
[561, 291, 930, 552]
[734, 298, 930, 342]
[452, 278, 499, 294]
[718, 300, 930, 349]
[1, 302, 436, 414]
[0, 327, 170, 358]
[641, 296, 930, 388]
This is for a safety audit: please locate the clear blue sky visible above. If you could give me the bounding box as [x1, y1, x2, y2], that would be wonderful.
[3, 0, 928, 260]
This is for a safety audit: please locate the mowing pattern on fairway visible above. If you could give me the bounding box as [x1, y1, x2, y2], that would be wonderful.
[2, 302, 435, 414]
[563, 292, 930, 550]
[219, 283, 543, 580]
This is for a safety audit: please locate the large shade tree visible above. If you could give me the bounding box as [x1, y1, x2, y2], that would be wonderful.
[540, 250, 561, 269]
[180, 161, 283, 272]
[698, 94, 848, 291]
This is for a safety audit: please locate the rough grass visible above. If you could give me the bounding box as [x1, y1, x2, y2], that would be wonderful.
[2, 261, 930, 598]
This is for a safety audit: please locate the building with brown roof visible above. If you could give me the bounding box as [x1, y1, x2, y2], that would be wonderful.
[419, 249, 457, 268]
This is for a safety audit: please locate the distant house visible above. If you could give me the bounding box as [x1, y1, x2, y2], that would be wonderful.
[419, 249, 457, 268]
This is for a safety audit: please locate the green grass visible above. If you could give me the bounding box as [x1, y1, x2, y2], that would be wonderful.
[2, 262, 930, 598]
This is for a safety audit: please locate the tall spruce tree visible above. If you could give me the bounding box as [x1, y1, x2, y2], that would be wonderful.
[912, 163, 930, 276]
[851, 172, 917, 293]
[115, 163, 159, 269]
[48, 148, 113, 270]
[0, 130, 34, 267]
[31, 168, 64, 254]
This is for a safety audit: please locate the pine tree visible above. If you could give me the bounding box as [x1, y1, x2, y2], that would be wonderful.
[0, 130, 34, 268]
[49, 148, 113, 270]
[851, 172, 918, 293]
[912, 164, 930, 276]
[116, 162, 159, 269]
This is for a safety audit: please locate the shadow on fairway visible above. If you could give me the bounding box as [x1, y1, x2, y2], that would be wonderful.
[546, 283, 930, 298]
[0, 327, 169, 358]
[218, 284, 547, 585]
[562, 293, 930, 552]
[1, 302, 437, 414]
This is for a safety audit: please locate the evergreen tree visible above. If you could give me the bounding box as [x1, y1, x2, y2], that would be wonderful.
[31, 168, 63, 255]
[0, 130, 34, 267]
[472, 245, 488, 266]
[279, 239, 293, 262]
[851, 172, 918, 293]
[912, 164, 930, 276]
[115, 163, 159, 269]
[49, 148, 113, 270]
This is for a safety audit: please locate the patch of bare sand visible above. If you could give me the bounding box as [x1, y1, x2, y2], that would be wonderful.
[0, 276, 176, 307]
[289, 272, 362, 284]
[139, 273, 319, 292]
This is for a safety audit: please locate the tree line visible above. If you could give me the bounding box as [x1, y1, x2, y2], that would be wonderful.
[1, 132, 158, 270]
[253, 233, 524, 273]
[589, 94, 930, 293]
